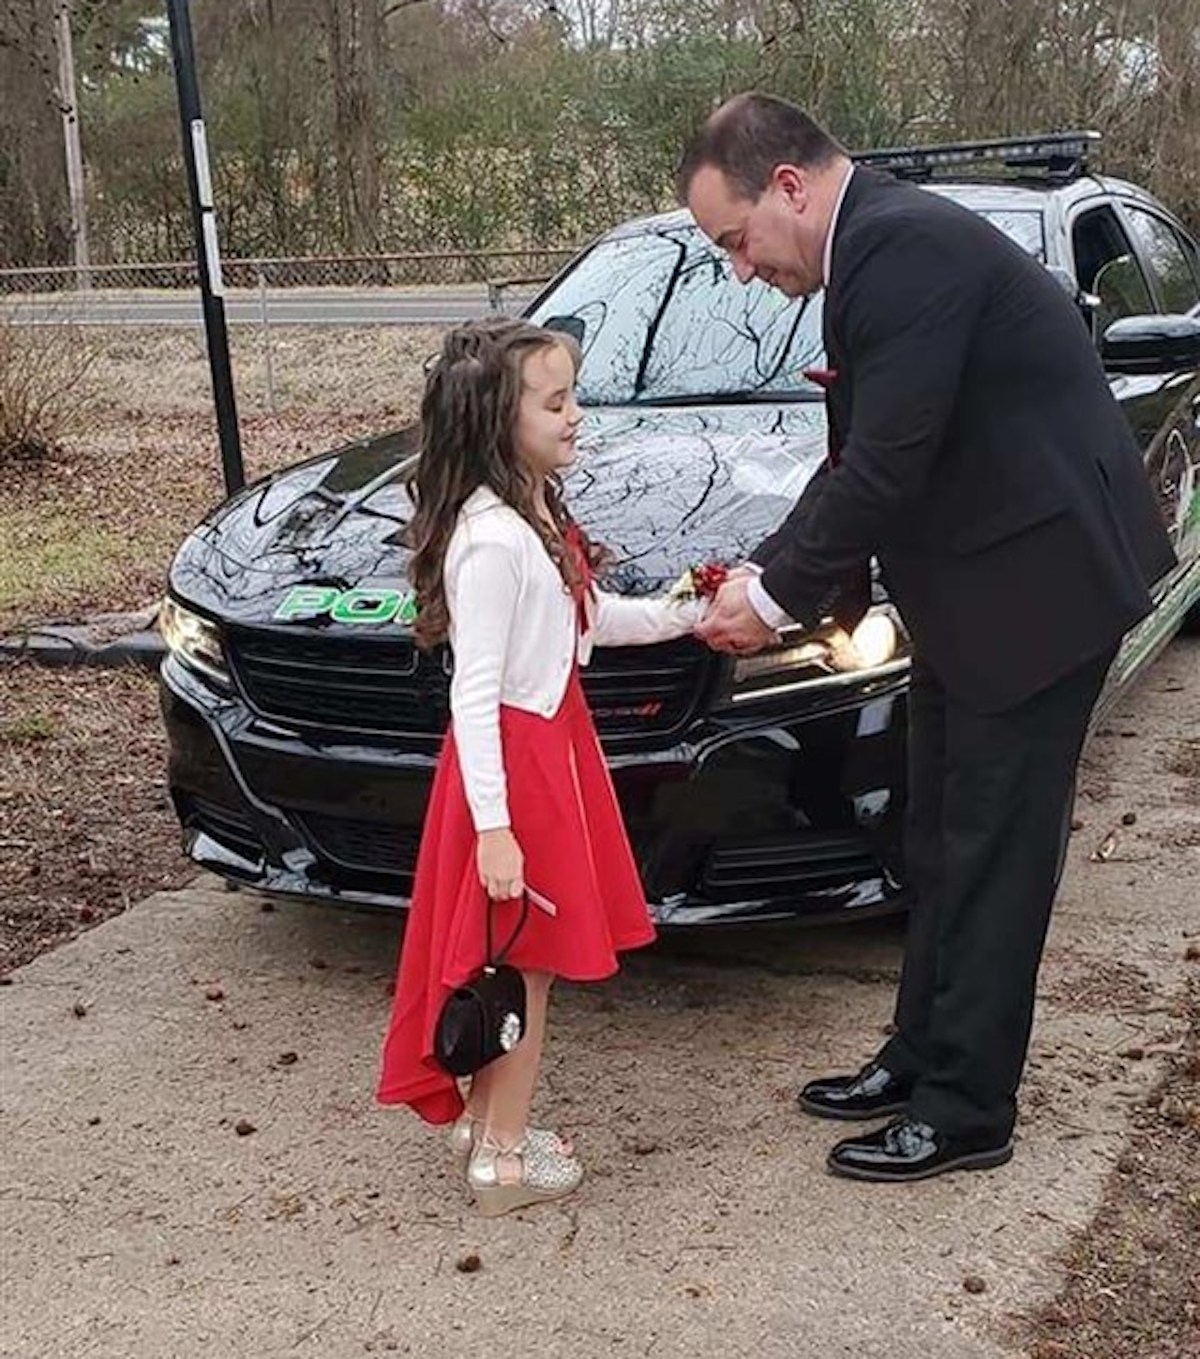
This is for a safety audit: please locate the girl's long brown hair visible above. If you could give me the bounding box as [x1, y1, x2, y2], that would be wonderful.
[406, 316, 603, 650]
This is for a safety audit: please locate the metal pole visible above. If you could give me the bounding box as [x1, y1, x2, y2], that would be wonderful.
[55, 4, 90, 291]
[257, 264, 277, 416]
[164, 0, 244, 495]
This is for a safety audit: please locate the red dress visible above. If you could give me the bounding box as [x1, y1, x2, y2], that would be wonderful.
[376, 531, 656, 1123]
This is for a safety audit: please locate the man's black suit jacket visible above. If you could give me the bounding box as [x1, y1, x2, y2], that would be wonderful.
[752, 168, 1177, 713]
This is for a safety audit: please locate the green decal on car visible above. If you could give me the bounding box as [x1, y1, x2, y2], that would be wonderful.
[274, 585, 418, 625]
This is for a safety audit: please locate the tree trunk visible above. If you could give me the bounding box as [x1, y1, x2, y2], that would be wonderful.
[323, 0, 383, 253]
[1153, 0, 1200, 233]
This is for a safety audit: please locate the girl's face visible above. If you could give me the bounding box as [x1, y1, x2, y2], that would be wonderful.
[513, 342, 583, 479]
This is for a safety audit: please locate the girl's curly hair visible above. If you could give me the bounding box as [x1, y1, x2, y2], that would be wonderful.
[406, 316, 605, 650]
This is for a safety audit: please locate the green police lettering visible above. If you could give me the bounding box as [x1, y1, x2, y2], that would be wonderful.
[273, 585, 418, 625]
[273, 586, 340, 621]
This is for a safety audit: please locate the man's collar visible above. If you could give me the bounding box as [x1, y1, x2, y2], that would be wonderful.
[822, 162, 856, 287]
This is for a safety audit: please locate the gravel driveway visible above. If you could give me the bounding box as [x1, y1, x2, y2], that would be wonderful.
[2, 639, 1197, 1359]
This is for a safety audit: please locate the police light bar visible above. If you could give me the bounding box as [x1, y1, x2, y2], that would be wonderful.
[853, 131, 1101, 180]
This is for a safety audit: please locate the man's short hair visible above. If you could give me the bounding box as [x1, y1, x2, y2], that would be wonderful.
[677, 92, 844, 202]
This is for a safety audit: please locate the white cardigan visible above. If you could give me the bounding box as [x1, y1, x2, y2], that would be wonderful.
[444, 485, 705, 831]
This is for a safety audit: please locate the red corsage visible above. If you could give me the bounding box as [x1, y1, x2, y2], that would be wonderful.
[668, 562, 730, 602]
[802, 365, 839, 390]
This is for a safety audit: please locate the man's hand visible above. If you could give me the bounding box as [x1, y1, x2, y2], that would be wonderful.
[695, 576, 779, 655]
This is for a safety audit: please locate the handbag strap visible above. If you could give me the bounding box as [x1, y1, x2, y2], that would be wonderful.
[485, 892, 530, 969]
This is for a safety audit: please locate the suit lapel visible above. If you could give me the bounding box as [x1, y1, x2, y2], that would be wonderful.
[820, 168, 895, 456]
[824, 166, 887, 300]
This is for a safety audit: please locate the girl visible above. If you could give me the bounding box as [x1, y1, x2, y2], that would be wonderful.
[377, 317, 708, 1217]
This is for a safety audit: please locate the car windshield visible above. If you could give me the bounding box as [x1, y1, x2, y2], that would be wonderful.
[527, 224, 826, 406]
[527, 206, 1046, 407]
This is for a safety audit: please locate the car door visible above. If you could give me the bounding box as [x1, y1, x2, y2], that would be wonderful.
[1116, 199, 1200, 566]
[1068, 196, 1200, 696]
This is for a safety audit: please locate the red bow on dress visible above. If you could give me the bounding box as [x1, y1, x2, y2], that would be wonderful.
[564, 523, 596, 637]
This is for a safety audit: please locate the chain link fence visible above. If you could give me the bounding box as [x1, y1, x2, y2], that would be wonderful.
[0, 248, 586, 428]
[0, 248, 579, 297]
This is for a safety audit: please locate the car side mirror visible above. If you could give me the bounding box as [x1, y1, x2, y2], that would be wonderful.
[543, 314, 587, 348]
[1101, 314, 1200, 375]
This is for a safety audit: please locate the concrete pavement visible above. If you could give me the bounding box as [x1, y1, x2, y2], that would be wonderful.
[2, 640, 1197, 1359]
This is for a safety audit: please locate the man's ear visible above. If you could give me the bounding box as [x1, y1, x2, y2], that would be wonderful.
[772, 164, 808, 212]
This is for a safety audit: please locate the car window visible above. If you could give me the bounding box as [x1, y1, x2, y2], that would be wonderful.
[1071, 205, 1155, 330]
[929, 190, 1047, 259]
[1122, 205, 1200, 314]
[974, 209, 1045, 259]
[528, 226, 826, 405]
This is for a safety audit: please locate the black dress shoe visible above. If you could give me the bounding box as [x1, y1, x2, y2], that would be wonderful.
[797, 1062, 914, 1121]
[827, 1116, 1013, 1183]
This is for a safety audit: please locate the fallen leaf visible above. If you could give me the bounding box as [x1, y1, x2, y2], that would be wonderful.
[1090, 830, 1119, 862]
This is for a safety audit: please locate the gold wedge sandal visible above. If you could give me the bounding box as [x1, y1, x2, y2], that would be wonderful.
[467, 1134, 583, 1217]
[447, 1112, 574, 1164]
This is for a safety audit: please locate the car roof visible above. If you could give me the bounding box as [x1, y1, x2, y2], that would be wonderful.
[604, 173, 1173, 241]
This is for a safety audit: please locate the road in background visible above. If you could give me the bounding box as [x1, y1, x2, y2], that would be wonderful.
[0, 285, 540, 327]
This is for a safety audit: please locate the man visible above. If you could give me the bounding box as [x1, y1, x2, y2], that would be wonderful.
[680, 93, 1176, 1182]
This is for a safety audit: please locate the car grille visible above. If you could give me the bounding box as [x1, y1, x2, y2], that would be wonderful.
[297, 811, 420, 879]
[179, 792, 263, 862]
[701, 830, 881, 901]
[231, 633, 448, 735]
[229, 631, 708, 742]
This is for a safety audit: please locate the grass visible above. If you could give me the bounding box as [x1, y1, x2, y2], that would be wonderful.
[0, 710, 60, 743]
[0, 510, 133, 621]
[0, 324, 444, 633]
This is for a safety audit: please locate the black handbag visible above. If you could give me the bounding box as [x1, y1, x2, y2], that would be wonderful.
[433, 894, 530, 1077]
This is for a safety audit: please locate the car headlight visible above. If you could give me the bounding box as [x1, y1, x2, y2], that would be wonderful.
[159, 596, 230, 684]
[730, 606, 910, 703]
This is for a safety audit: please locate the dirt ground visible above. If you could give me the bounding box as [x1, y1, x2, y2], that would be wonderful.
[0, 662, 190, 973]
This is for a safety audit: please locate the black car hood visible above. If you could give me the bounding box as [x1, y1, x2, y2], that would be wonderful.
[171, 405, 829, 626]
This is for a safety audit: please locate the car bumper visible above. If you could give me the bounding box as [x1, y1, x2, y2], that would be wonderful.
[160, 654, 911, 926]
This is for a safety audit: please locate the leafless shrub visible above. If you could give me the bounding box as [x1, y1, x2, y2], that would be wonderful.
[0, 304, 100, 467]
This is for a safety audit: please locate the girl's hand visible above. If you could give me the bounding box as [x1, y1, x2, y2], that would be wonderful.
[477, 828, 524, 900]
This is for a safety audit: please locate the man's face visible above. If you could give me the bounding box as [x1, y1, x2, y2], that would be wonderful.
[687, 163, 823, 298]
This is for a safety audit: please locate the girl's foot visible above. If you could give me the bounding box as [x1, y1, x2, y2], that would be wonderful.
[467, 1134, 583, 1217]
[447, 1112, 574, 1163]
